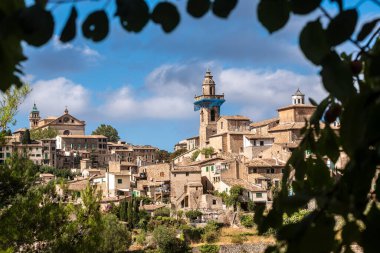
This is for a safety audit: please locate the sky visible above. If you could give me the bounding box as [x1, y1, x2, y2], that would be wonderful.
[12, 0, 378, 151]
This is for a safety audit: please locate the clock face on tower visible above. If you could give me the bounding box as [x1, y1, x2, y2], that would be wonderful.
[63, 117, 70, 123]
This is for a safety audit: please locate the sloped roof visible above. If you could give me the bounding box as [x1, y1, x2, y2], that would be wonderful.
[245, 134, 275, 140]
[245, 158, 285, 167]
[171, 166, 200, 173]
[58, 135, 106, 139]
[268, 122, 306, 132]
[277, 104, 316, 111]
[222, 178, 265, 192]
[250, 118, 279, 128]
[219, 115, 251, 121]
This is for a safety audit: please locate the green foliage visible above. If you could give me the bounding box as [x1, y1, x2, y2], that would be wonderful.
[92, 124, 120, 142]
[177, 209, 184, 219]
[30, 126, 58, 140]
[255, 1, 380, 252]
[135, 230, 147, 246]
[21, 129, 31, 144]
[240, 214, 254, 228]
[154, 207, 171, 217]
[39, 166, 73, 180]
[201, 147, 214, 157]
[152, 226, 189, 253]
[97, 214, 132, 253]
[230, 233, 245, 244]
[202, 220, 222, 243]
[0, 154, 38, 208]
[185, 209, 202, 221]
[0, 84, 30, 135]
[157, 149, 170, 162]
[191, 149, 201, 161]
[182, 225, 204, 243]
[199, 244, 220, 253]
[225, 185, 244, 211]
[169, 148, 188, 160]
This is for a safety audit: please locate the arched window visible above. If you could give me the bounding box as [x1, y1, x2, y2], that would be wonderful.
[209, 87, 212, 95]
[63, 130, 70, 135]
[201, 111, 204, 122]
[211, 109, 216, 121]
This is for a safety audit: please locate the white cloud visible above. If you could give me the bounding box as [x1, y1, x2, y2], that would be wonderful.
[21, 77, 90, 117]
[52, 35, 101, 59]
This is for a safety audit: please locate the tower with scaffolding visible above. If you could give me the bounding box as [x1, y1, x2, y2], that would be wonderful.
[194, 70, 225, 148]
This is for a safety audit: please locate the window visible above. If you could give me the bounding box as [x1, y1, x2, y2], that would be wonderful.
[63, 130, 70, 135]
[99, 144, 102, 149]
[117, 179, 122, 184]
[6, 153, 11, 158]
[213, 199, 217, 205]
[270, 168, 275, 173]
[173, 174, 176, 177]
[186, 172, 189, 176]
[210, 109, 216, 121]
[211, 166, 214, 172]
[266, 169, 270, 173]
[256, 193, 263, 198]
[221, 122, 223, 129]
[206, 166, 209, 172]
[260, 141, 264, 146]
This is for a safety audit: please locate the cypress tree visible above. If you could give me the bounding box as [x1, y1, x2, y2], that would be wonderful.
[21, 129, 31, 144]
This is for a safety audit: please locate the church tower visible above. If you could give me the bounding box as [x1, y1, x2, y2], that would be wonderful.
[29, 103, 41, 129]
[292, 88, 305, 105]
[194, 70, 225, 148]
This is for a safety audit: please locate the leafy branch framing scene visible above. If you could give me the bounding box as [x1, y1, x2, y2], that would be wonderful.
[0, 0, 380, 252]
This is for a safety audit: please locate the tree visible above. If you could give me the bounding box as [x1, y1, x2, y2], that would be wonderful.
[157, 149, 171, 162]
[253, 1, 380, 253]
[0, 84, 30, 144]
[21, 129, 32, 144]
[31, 127, 59, 140]
[225, 185, 244, 211]
[92, 124, 120, 142]
[0, 1, 238, 91]
[169, 148, 188, 160]
[153, 225, 189, 253]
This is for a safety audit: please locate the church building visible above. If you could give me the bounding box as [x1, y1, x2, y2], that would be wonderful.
[29, 104, 85, 135]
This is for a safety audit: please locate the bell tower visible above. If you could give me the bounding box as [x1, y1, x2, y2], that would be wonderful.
[29, 103, 41, 129]
[292, 88, 305, 105]
[194, 70, 225, 148]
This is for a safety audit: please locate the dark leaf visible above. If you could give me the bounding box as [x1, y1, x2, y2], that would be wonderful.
[18, 5, 54, 47]
[309, 97, 318, 106]
[362, 204, 380, 253]
[151, 2, 180, 33]
[326, 9, 358, 46]
[291, 0, 321, 15]
[60, 6, 77, 43]
[299, 19, 330, 65]
[187, 0, 210, 18]
[257, 0, 290, 34]
[357, 18, 380, 42]
[212, 0, 238, 18]
[82, 10, 109, 42]
[317, 126, 340, 163]
[376, 176, 380, 202]
[115, 0, 149, 33]
[320, 51, 355, 102]
[342, 221, 360, 244]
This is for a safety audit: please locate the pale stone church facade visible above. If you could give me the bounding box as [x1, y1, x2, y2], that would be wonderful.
[29, 104, 85, 135]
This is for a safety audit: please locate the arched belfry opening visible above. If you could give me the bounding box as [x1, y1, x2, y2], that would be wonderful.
[211, 109, 216, 121]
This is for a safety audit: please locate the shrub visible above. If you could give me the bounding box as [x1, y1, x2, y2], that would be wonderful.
[283, 209, 311, 225]
[240, 214, 254, 228]
[230, 234, 245, 244]
[153, 226, 188, 253]
[199, 244, 220, 253]
[154, 207, 170, 217]
[136, 230, 146, 246]
[191, 150, 201, 161]
[202, 230, 219, 243]
[182, 225, 204, 243]
[185, 209, 202, 221]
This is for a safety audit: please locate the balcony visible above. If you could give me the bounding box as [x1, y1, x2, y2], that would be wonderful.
[194, 94, 224, 101]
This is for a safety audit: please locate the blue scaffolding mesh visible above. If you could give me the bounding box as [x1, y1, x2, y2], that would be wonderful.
[194, 98, 225, 111]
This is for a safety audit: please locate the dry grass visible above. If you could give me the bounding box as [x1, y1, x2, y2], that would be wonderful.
[191, 227, 275, 247]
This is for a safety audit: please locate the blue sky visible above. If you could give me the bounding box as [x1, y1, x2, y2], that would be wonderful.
[13, 0, 377, 151]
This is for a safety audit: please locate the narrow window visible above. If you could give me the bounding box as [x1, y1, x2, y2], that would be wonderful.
[260, 141, 264, 146]
[256, 193, 262, 198]
[117, 179, 122, 184]
[210, 110, 216, 121]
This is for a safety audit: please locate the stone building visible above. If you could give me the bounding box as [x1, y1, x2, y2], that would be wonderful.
[108, 141, 159, 166]
[55, 135, 109, 168]
[29, 104, 85, 135]
[194, 70, 225, 148]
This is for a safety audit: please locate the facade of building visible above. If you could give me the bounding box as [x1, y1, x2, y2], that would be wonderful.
[29, 105, 85, 136]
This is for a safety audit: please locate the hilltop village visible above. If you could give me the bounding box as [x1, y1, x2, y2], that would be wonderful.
[1, 70, 346, 218]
